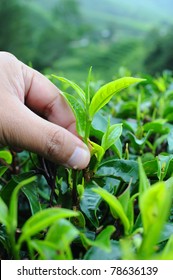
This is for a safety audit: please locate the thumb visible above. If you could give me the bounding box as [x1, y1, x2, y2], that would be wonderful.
[2, 99, 90, 169]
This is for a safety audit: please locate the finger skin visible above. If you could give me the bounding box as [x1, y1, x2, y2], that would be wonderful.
[22, 63, 77, 131]
[0, 52, 90, 169]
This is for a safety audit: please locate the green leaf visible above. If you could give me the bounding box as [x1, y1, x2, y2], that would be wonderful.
[157, 155, 173, 181]
[61, 92, 86, 137]
[143, 120, 169, 134]
[91, 112, 108, 137]
[101, 123, 123, 151]
[80, 187, 102, 227]
[52, 75, 86, 103]
[46, 219, 79, 247]
[138, 157, 150, 205]
[118, 186, 130, 215]
[70, 210, 86, 228]
[22, 183, 42, 214]
[159, 223, 173, 243]
[89, 77, 144, 118]
[93, 187, 130, 234]
[0, 197, 8, 227]
[139, 180, 173, 258]
[96, 159, 138, 184]
[159, 235, 173, 260]
[85, 66, 92, 105]
[19, 208, 78, 244]
[44, 219, 79, 259]
[95, 225, 115, 252]
[0, 150, 12, 176]
[81, 225, 115, 252]
[89, 140, 105, 162]
[0, 171, 36, 206]
[30, 240, 65, 260]
[0, 150, 12, 164]
[0, 167, 8, 177]
[8, 176, 36, 235]
[143, 158, 158, 177]
[128, 130, 151, 147]
[84, 240, 121, 260]
[127, 193, 138, 233]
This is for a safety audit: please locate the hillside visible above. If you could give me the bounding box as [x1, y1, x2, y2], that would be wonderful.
[79, 0, 173, 38]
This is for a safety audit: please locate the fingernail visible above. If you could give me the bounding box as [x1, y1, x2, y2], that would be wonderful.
[67, 146, 90, 169]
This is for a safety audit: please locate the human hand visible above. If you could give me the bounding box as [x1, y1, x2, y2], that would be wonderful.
[0, 52, 90, 169]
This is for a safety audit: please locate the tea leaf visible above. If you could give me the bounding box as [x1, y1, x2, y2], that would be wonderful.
[159, 235, 173, 260]
[0, 171, 36, 206]
[85, 66, 92, 105]
[0, 197, 8, 227]
[81, 225, 115, 252]
[93, 187, 130, 234]
[97, 159, 138, 184]
[30, 240, 60, 260]
[52, 75, 86, 103]
[46, 219, 79, 256]
[0, 150, 12, 176]
[138, 157, 150, 204]
[80, 187, 101, 227]
[159, 223, 173, 243]
[89, 140, 105, 162]
[22, 184, 42, 214]
[139, 180, 173, 257]
[0, 150, 12, 164]
[95, 225, 115, 251]
[8, 176, 36, 235]
[84, 240, 122, 260]
[89, 77, 144, 117]
[19, 208, 78, 243]
[118, 186, 130, 215]
[101, 123, 123, 151]
[157, 154, 173, 181]
[143, 119, 169, 134]
[61, 92, 86, 137]
[128, 130, 151, 147]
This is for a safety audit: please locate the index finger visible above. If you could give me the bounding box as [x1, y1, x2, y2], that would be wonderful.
[22, 63, 76, 133]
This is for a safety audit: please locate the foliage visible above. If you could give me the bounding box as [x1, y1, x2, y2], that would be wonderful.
[1, 0, 173, 81]
[1, 70, 173, 260]
[144, 27, 173, 74]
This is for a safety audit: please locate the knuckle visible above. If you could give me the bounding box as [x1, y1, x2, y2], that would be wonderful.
[45, 128, 65, 161]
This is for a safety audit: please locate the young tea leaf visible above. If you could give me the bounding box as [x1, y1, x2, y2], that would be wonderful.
[0, 150, 12, 164]
[159, 235, 173, 260]
[80, 225, 115, 252]
[138, 157, 150, 205]
[89, 140, 105, 162]
[46, 219, 79, 259]
[139, 180, 173, 257]
[89, 77, 144, 118]
[101, 123, 123, 151]
[52, 75, 86, 103]
[8, 176, 36, 235]
[93, 187, 130, 234]
[61, 92, 86, 137]
[19, 208, 78, 244]
[0, 150, 12, 177]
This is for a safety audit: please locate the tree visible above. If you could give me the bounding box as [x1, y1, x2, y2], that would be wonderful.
[144, 26, 173, 74]
[0, 0, 34, 62]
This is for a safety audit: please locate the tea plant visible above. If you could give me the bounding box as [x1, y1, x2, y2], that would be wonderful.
[0, 70, 173, 260]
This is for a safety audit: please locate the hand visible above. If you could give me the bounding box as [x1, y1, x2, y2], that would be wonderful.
[0, 52, 90, 169]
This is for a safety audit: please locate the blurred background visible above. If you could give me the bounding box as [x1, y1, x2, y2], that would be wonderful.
[0, 0, 173, 81]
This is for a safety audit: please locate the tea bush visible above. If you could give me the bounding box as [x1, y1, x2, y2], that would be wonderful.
[0, 70, 173, 260]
